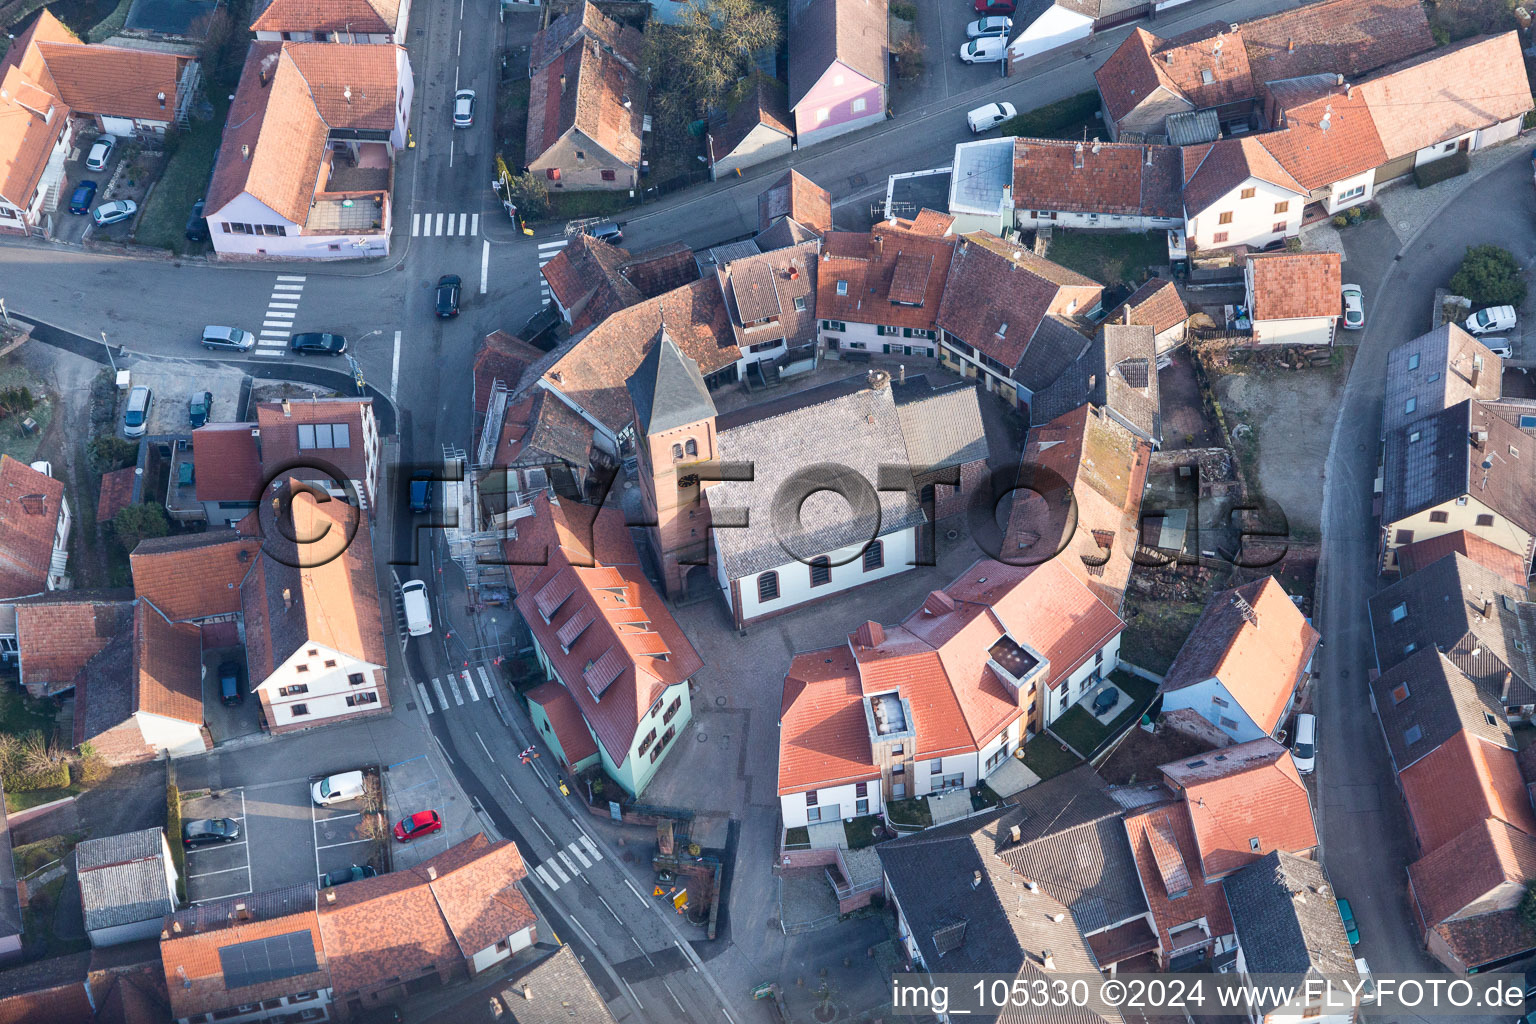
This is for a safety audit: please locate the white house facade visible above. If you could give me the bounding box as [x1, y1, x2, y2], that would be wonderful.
[254, 643, 385, 733]
[1045, 631, 1123, 724]
[1185, 176, 1305, 252]
[720, 527, 919, 624]
[468, 923, 537, 974]
[1007, 5, 1093, 63]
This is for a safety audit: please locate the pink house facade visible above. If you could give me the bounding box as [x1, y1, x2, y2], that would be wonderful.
[787, 0, 888, 149]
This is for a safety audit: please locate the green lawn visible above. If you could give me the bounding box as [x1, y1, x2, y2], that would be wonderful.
[1121, 598, 1205, 674]
[1021, 735, 1082, 781]
[885, 797, 932, 829]
[0, 359, 53, 467]
[844, 816, 884, 849]
[1051, 706, 1106, 756]
[783, 825, 809, 848]
[135, 97, 229, 254]
[4, 783, 82, 815]
[1000, 91, 1106, 142]
[0, 686, 56, 739]
[1045, 230, 1168, 287]
[1050, 670, 1159, 756]
[547, 189, 635, 222]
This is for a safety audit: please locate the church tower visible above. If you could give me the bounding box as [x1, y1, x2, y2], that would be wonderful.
[625, 331, 718, 598]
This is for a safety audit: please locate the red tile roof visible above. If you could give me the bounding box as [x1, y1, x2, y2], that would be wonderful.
[1108, 278, 1187, 335]
[34, 38, 189, 122]
[1160, 736, 1318, 879]
[778, 650, 880, 794]
[417, 835, 535, 958]
[1161, 576, 1319, 735]
[757, 170, 832, 236]
[525, 21, 645, 170]
[96, 466, 137, 524]
[1401, 729, 1536, 855]
[1182, 136, 1307, 216]
[135, 600, 204, 724]
[159, 909, 329, 1021]
[193, 423, 263, 504]
[1012, 138, 1183, 218]
[935, 232, 1103, 372]
[1398, 530, 1529, 588]
[14, 592, 134, 693]
[527, 682, 600, 764]
[0, 455, 65, 599]
[254, 398, 373, 487]
[509, 494, 703, 763]
[1258, 87, 1386, 190]
[542, 233, 644, 333]
[251, 0, 403, 35]
[816, 225, 956, 332]
[712, 74, 793, 163]
[528, 0, 643, 71]
[1409, 816, 1536, 928]
[1094, 28, 1173, 123]
[1247, 251, 1342, 321]
[1123, 800, 1236, 952]
[130, 532, 261, 622]
[474, 331, 544, 413]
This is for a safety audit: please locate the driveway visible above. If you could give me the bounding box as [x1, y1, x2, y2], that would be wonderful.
[200, 646, 260, 745]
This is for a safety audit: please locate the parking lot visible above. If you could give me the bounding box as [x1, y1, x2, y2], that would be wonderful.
[180, 787, 252, 903]
[312, 769, 388, 884]
[116, 363, 244, 439]
[381, 754, 451, 870]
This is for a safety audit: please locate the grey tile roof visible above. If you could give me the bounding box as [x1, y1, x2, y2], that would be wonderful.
[1370, 647, 1511, 772]
[1029, 324, 1161, 443]
[1014, 315, 1093, 396]
[165, 884, 319, 936]
[76, 828, 173, 931]
[892, 377, 990, 472]
[503, 944, 618, 1024]
[1383, 399, 1536, 530]
[1382, 325, 1501, 436]
[1369, 551, 1536, 707]
[711, 374, 928, 579]
[1222, 850, 1356, 997]
[626, 332, 718, 436]
[786, 0, 888, 111]
[72, 631, 136, 748]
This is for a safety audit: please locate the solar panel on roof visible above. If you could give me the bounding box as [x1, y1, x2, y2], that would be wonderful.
[218, 930, 318, 990]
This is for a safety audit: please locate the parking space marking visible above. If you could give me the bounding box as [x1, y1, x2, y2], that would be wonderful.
[432, 676, 448, 709]
[477, 665, 496, 697]
[463, 670, 478, 701]
[417, 682, 434, 713]
[447, 673, 463, 706]
[187, 865, 251, 879]
[324, 811, 361, 822]
[186, 839, 248, 854]
[317, 838, 372, 851]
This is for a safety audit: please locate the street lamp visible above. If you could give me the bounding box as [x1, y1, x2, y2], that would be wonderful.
[0, 298, 9, 329]
[99, 331, 117, 374]
[358, 329, 383, 345]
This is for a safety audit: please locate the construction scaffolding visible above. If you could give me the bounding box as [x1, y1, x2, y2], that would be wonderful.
[441, 443, 509, 600]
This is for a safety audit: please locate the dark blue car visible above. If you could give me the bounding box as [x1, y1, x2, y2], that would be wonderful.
[68, 180, 97, 214]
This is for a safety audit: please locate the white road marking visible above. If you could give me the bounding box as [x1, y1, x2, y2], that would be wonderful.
[262, 321, 291, 329]
[447, 672, 463, 705]
[471, 213, 479, 235]
[476, 731, 494, 763]
[316, 838, 373, 851]
[324, 811, 362, 822]
[499, 771, 523, 804]
[624, 876, 647, 906]
[530, 816, 554, 843]
[260, 329, 289, 337]
[268, 302, 299, 310]
[390, 330, 401, 401]
[250, 350, 283, 359]
[187, 865, 251, 879]
[276, 275, 306, 282]
[463, 670, 478, 701]
[435, 213, 444, 236]
[546, 858, 570, 884]
[417, 682, 433, 713]
[538, 239, 567, 252]
[449, 139, 454, 168]
[624, 980, 644, 1012]
[580, 834, 602, 860]
[663, 979, 685, 1013]
[559, 850, 579, 875]
[273, 283, 303, 291]
[534, 864, 558, 888]
[457, 29, 462, 56]
[458, 213, 467, 235]
[431, 676, 448, 709]
[568, 842, 592, 868]
[480, 239, 489, 294]
[594, 892, 619, 922]
[411, 212, 420, 236]
[265, 310, 295, 319]
[477, 665, 495, 696]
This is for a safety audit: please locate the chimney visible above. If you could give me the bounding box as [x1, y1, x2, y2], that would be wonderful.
[1010, 824, 1021, 843]
[1471, 362, 1481, 388]
[172, 921, 182, 933]
[971, 870, 983, 889]
[996, 322, 1008, 338]
[1345, 84, 1352, 100]
[1073, 142, 1084, 169]
[1049, 912, 1064, 923]
[1287, 37, 1294, 53]
[899, 363, 905, 384]
[856, 620, 885, 647]
[282, 587, 292, 609]
[241, 143, 250, 161]
[1091, 141, 1101, 156]
[1145, 145, 1152, 166]
[622, 94, 632, 108]
[1042, 950, 1056, 970]
[325, 889, 336, 903]
[427, 865, 438, 880]
[344, 85, 352, 104]
[522, 984, 533, 1000]
[1164, 50, 1173, 64]
[1023, 879, 1039, 893]
[157, 91, 166, 109]
[282, 397, 292, 417]
[1483, 596, 1494, 618]
[788, 265, 799, 280]
[235, 903, 251, 921]
[559, 74, 567, 95]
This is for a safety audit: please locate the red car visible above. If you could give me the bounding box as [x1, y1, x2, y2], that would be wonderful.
[974, 0, 1014, 13]
[393, 810, 443, 842]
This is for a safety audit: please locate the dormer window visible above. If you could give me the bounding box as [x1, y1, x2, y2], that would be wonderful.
[836, 280, 848, 296]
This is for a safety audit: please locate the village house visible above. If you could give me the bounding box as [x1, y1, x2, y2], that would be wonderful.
[1158, 577, 1319, 745]
[1011, 137, 1184, 233]
[251, 0, 412, 44]
[1381, 324, 1503, 438]
[1027, 323, 1161, 444]
[525, 2, 645, 191]
[815, 219, 955, 360]
[0, 11, 200, 235]
[877, 767, 1157, 980]
[541, 234, 700, 333]
[507, 494, 702, 795]
[76, 828, 178, 947]
[715, 239, 821, 382]
[778, 557, 1125, 825]
[0, 455, 70, 598]
[1243, 251, 1342, 346]
[494, 945, 619, 1024]
[1103, 278, 1188, 355]
[786, 0, 888, 149]
[707, 74, 794, 180]
[205, 42, 413, 259]
[1378, 399, 1536, 575]
[4, 590, 131, 696]
[756, 169, 833, 251]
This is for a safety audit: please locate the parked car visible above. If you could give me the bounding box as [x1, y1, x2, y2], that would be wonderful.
[185, 198, 209, 242]
[1465, 305, 1517, 335]
[84, 135, 117, 171]
[68, 181, 97, 214]
[973, 0, 1015, 15]
[409, 471, 434, 514]
[1354, 959, 1376, 1006]
[311, 770, 366, 806]
[91, 199, 137, 226]
[1341, 283, 1365, 330]
[218, 660, 242, 706]
[183, 818, 241, 846]
[966, 15, 1012, 37]
[1484, 338, 1514, 358]
[401, 579, 433, 636]
[453, 89, 476, 128]
[966, 101, 1016, 133]
[321, 865, 377, 887]
[435, 275, 461, 317]
[290, 332, 347, 355]
[1292, 711, 1317, 774]
[394, 809, 443, 842]
[123, 385, 152, 438]
[1336, 896, 1360, 945]
[202, 325, 255, 352]
[28, 461, 51, 478]
[188, 391, 213, 428]
[960, 35, 1007, 64]
[1091, 686, 1120, 715]
[585, 221, 623, 244]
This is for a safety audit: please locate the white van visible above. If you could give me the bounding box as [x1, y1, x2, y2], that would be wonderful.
[959, 35, 1006, 63]
[401, 579, 432, 636]
[311, 770, 365, 806]
[1292, 712, 1316, 775]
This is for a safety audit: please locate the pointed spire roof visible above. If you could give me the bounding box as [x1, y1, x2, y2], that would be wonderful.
[625, 330, 716, 435]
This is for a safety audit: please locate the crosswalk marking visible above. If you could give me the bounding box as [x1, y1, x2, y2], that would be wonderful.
[435, 213, 444, 236]
[250, 349, 283, 359]
[568, 843, 592, 868]
[276, 275, 305, 282]
[545, 858, 570, 884]
[471, 213, 479, 235]
[432, 676, 448, 710]
[411, 213, 420, 236]
[529, 841, 600, 891]
[559, 850, 579, 874]
[256, 275, 306, 359]
[417, 682, 433, 713]
[458, 213, 467, 235]
[537, 238, 568, 303]
[410, 211, 479, 238]
[463, 670, 478, 701]
[260, 329, 288, 337]
[447, 672, 463, 705]
[580, 835, 602, 861]
[263, 320, 291, 328]
[273, 283, 303, 291]
[266, 311, 295, 319]
[534, 864, 558, 887]
[477, 665, 495, 698]
[416, 663, 502, 714]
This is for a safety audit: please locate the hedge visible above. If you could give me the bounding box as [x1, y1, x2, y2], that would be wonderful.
[166, 782, 186, 901]
[1414, 151, 1470, 189]
[999, 91, 1104, 141]
[3, 759, 69, 792]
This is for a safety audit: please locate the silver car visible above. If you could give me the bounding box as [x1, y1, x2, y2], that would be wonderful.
[91, 199, 137, 226]
[123, 386, 152, 438]
[453, 89, 475, 128]
[202, 325, 256, 351]
[85, 135, 116, 171]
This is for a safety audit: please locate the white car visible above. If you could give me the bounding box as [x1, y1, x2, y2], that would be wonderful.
[28, 461, 52, 478]
[1465, 304, 1517, 335]
[1291, 712, 1316, 775]
[85, 135, 117, 171]
[453, 89, 476, 128]
[966, 102, 1017, 133]
[1340, 283, 1364, 330]
[959, 35, 1007, 64]
[311, 771, 366, 806]
[91, 199, 137, 226]
[966, 15, 1012, 37]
